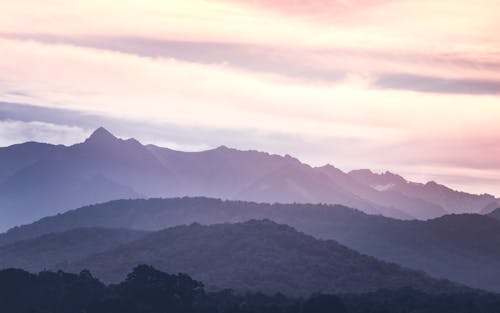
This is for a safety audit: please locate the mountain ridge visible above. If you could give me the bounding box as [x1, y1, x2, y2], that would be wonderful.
[1, 127, 498, 230]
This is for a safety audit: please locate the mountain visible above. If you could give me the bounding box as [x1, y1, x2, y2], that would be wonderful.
[2, 220, 459, 296]
[0, 127, 179, 230]
[488, 207, 500, 220]
[147, 143, 409, 219]
[3, 197, 500, 292]
[349, 169, 499, 214]
[3, 128, 495, 230]
[317, 165, 447, 219]
[0, 141, 62, 184]
[0, 228, 148, 273]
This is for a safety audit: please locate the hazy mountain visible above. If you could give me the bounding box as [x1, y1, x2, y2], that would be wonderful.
[148, 143, 409, 219]
[349, 169, 499, 214]
[0, 141, 62, 184]
[0, 227, 148, 273]
[3, 197, 500, 292]
[317, 165, 447, 219]
[0, 128, 167, 229]
[56, 220, 460, 296]
[488, 207, 500, 220]
[1, 127, 496, 229]
[481, 202, 500, 214]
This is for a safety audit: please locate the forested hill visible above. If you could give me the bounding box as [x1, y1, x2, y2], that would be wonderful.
[0, 220, 464, 296]
[3, 198, 500, 292]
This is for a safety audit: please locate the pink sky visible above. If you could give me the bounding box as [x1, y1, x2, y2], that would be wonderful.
[0, 0, 499, 195]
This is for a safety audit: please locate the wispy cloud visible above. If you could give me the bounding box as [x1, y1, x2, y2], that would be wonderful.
[0, 119, 88, 147]
[375, 74, 500, 95]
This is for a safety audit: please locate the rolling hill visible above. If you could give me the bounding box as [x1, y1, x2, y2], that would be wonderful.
[0, 221, 464, 296]
[2, 197, 500, 292]
[0, 227, 148, 273]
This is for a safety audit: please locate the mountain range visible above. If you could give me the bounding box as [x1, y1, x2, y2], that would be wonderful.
[1, 127, 498, 230]
[2, 197, 500, 292]
[0, 220, 464, 296]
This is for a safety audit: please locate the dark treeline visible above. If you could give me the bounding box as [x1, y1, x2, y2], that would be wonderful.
[1, 265, 500, 313]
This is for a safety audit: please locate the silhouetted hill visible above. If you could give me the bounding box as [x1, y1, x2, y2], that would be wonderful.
[2, 127, 496, 229]
[0, 228, 148, 273]
[0, 198, 373, 246]
[2, 197, 500, 292]
[59, 220, 461, 296]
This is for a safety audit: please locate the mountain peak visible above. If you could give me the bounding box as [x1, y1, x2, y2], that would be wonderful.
[349, 169, 406, 186]
[349, 169, 374, 176]
[215, 145, 230, 151]
[85, 127, 118, 144]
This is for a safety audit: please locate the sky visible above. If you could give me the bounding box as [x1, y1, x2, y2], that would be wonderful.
[0, 0, 499, 196]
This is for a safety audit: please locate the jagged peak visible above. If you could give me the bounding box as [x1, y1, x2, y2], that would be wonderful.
[382, 170, 406, 181]
[317, 164, 343, 173]
[214, 145, 231, 151]
[85, 127, 117, 144]
[349, 168, 375, 175]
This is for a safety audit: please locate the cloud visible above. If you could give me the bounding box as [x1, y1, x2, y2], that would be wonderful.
[1, 0, 499, 52]
[375, 74, 500, 95]
[223, 0, 392, 19]
[0, 33, 346, 83]
[3, 33, 500, 87]
[0, 119, 88, 146]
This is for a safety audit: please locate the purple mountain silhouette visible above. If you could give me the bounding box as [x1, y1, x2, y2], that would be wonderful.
[349, 169, 499, 214]
[0, 127, 497, 230]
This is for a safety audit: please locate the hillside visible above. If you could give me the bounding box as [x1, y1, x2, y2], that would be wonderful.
[0, 228, 148, 273]
[488, 207, 500, 220]
[2, 197, 500, 292]
[61, 220, 461, 296]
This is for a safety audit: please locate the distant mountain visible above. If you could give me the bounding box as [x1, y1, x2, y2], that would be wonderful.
[317, 165, 447, 219]
[0, 228, 148, 273]
[3, 128, 496, 229]
[0, 141, 62, 183]
[3, 197, 500, 292]
[1, 220, 461, 296]
[349, 169, 499, 214]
